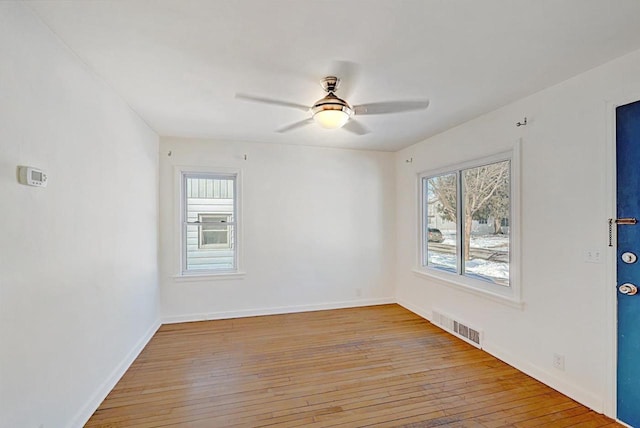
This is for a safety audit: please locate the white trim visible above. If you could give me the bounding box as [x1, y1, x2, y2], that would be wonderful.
[396, 298, 433, 322]
[172, 271, 246, 281]
[604, 92, 640, 420]
[161, 297, 395, 324]
[416, 143, 522, 302]
[605, 98, 618, 420]
[419, 149, 514, 180]
[68, 319, 161, 428]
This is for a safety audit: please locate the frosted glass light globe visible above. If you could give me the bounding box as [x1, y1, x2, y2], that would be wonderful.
[313, 109, 350, 129]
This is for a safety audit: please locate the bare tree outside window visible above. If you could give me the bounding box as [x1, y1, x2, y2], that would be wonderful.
[423, 159, 510, 286]
[425, 173, 457, 272]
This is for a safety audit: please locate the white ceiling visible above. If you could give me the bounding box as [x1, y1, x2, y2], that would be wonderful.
[27, 0, 640, 151]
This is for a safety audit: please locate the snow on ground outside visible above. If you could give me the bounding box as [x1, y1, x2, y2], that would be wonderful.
[441, 231, 509, 249]
[430, 231, 509, 284]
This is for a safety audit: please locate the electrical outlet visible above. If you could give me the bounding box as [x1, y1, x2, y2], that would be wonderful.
[584, 249, 602, 263]
[553, 353, 565, 370]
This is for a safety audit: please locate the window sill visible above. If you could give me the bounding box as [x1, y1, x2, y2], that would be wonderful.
[173, 271, 246, 282]
[412, 268, 525, 310]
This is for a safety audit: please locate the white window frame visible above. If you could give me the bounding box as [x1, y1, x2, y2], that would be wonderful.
[414, 146, 522, 307]
[174, 166, 244, 279]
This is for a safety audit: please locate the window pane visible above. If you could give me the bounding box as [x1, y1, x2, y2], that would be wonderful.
[462, 160, 510, 286]
[424, 173, 457, 273]
[185, 176, 235, 272]
[186, 224, 235, 271]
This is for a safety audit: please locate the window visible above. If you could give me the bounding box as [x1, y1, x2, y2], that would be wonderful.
[198, 214, 232, 249]
[424, 172, 458, 273]
[420, 156, 513, 296]
[182, 173, 237, 274]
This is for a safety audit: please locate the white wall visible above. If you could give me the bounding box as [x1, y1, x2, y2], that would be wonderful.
[0, 3, 160, 427]
[4, 1, 638, 424]
[396, 48, 640, 415]
[160, 138, 395, 321]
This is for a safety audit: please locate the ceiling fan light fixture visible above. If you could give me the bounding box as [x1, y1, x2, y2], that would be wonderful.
[236, 73, 429, 135]
[312, 93, 352, 129]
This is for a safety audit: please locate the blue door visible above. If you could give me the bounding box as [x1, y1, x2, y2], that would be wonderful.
[617, 99, 640, 427]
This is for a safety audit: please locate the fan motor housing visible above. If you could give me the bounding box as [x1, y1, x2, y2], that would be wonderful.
[320, 76, 340, 93]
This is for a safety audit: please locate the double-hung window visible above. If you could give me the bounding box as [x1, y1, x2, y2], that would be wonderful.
[420, 153, 518, 301]
[181, 172, 238, 274]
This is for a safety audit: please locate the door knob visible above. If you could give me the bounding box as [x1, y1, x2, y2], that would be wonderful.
[619, 283, 638, 295]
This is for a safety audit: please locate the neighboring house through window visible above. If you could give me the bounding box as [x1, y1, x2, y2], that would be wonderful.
[181, 172, 238, 274]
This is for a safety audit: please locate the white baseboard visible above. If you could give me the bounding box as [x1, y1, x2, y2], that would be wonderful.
[395, 299, 604, 414]
[68, 318, 162, 428]
[396, 298, 432, 322]
[162, 297, 395, 324]
[482, 341, 603, 413]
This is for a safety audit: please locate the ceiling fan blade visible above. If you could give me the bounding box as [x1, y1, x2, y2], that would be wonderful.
[353, 100, 430, 115]
[342, 120, 370, 136]
[236, 93, 310, 112]
[329, 60, 360, 99]
[276, 118, 314, 133]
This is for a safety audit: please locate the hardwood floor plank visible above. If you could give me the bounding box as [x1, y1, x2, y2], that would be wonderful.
[85, 304, 619, 428]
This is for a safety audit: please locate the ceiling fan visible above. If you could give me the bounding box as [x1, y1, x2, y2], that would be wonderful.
[236, 74, 430, 135]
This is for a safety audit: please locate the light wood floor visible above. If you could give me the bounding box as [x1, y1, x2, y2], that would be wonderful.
[86, 304, 619, 427]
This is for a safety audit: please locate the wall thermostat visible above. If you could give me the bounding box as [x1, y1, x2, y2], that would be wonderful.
[18, 166, 48, 187]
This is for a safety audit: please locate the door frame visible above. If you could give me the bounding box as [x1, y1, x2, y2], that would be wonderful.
[605, 91, 640, 422]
